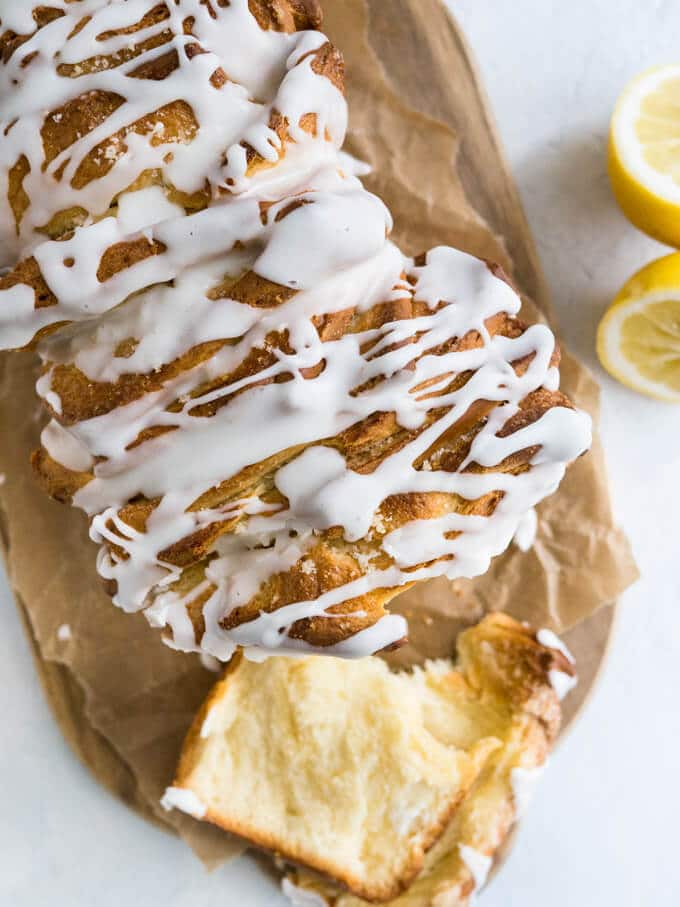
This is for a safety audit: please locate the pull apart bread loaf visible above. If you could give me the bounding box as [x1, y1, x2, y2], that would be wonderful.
[0, 0, 591, 659]
[162, 613, 577, 904]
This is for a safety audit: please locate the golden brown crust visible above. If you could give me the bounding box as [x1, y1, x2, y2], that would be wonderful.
[0, 256, 57, 311]
[26, 252, 567, 652]
[0, 7, 66, 64]
[248, 0, 324, 32]
[208, 783, 476, 904]
[456, 613, 568, 741]
[1, 2, 585, 657]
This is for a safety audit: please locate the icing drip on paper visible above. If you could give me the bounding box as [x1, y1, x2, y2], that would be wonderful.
[0, 1, 592, 661]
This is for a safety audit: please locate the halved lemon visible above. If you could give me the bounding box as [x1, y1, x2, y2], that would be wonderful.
[597, 253, 680, 401]
[609, 65, 680, 248]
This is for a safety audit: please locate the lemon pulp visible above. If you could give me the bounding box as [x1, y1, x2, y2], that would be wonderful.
[596, 253, 680, 401]
[609, 66, 680, 247]
[635, 75, 680, 187]
[618, 299, 680, 392]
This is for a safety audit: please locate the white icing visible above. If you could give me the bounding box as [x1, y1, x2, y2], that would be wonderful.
[199, 652, 221, 674]
[548, 668, 578, 701]
[281, 879, 328, 907]
[543, 365, 560, 392]
[0, 1, 592, 661]
[536, 628, 575, 663]
[0, 284, 46, 349]
[36, 372, 62, 416]
[160, 786, 206, 819]
[56, 623, 72, 641]
[510, 764, 545, 819]
[41, 420, 94, 471]
[458, 844, 492, 891]
[255, 189, 391, 289]
[0, 0, 346, 265]
[513, 507, 537, 551]
[116, 187, 184, 235]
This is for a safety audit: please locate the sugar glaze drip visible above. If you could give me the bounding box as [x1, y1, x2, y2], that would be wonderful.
[0, 0, 591, 660]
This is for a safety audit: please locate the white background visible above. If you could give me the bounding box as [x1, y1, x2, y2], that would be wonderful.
[2, 2, 680, 905]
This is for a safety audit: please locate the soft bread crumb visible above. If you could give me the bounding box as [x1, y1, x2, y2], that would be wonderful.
[166, 614, 570, 903]
[171, 652, 499, 900]
[280, 615, 568, 906]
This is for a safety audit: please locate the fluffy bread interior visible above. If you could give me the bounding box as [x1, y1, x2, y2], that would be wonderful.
[164, 613, 572, 902]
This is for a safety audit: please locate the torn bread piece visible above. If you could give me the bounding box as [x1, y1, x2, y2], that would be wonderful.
[163, 613, 574, 902]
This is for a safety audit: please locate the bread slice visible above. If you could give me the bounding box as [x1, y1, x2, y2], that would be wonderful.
[162, 614, 573, 902]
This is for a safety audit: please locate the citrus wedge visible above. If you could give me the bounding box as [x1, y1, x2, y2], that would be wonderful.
[597, 253, 680, 401]
[609, 65, 680, 247]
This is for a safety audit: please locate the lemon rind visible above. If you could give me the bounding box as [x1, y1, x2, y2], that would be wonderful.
[612, 64, 680, 208]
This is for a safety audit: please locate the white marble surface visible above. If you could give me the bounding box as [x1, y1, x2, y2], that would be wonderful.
[2, 2, 680, 905]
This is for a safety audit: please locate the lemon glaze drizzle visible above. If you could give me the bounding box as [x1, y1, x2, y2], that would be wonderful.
[0, 0, 591, 659]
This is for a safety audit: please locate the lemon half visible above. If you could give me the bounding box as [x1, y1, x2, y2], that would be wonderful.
[609, 65, 680, 248]
[597, 253, 680, 401]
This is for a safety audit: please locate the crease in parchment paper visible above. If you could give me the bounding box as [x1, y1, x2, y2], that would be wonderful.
[0, 0, 637, 867]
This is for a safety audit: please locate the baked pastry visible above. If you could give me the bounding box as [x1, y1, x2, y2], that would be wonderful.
[0, 0, 591, 659]
[161, 613, 576, 903]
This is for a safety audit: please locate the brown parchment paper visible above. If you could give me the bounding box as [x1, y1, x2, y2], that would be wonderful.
[0, 0, 637, 868]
